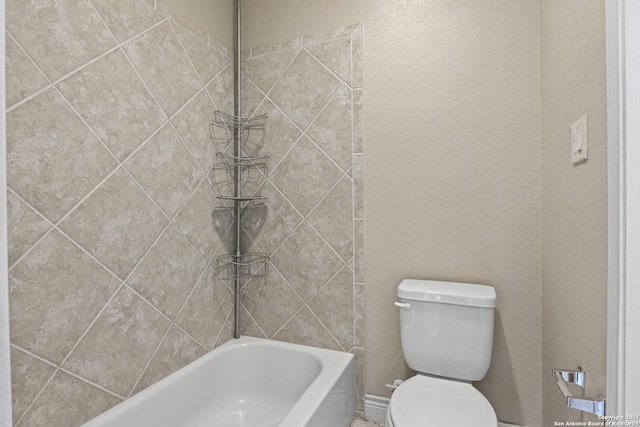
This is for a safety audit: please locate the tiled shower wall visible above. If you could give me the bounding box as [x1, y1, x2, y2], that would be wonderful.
[238, 25, 365, 412]
[5, 0, 235, 425]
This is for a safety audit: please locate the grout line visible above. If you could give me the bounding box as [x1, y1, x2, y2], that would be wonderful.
[8, 185, 128, 288]
[212, 304, 235, 348]
[121, 283, 174, 326]
[6, 193, 56, 272]
[307, 263, 351, 315]
[304, 42, 352, 87]
[9, 343, 134, 421]
[351, 136, 358, 348]
[238, 302, 268, 339]
[14, 365, 59, 426]
[168, 120, 208, 180]
[263, 80, 349, 177]
[56, 282, 126, 369]
[269, 304, 306, 339]
[307, 302, 346, 352]
[265, 131, 305, 178]
[306, 173, 349, 220]
[173, 321, 211, 352]
[4, 30, 53, 112]
[57, 366, 127, 400]
[52, 84, 122, 163]
[350, 34, 354, 89]
[55, 227, 125, 284]
[255, 47, 301, 102]
[302, 218, 348, 270]
[242, 46, 300, 61]
[126, 322, 173, 398]
[172, 261, 213, 327]
[6, 17, 171, 114]
[257, 260, 306, 321]
[167, 20, 207, 88]
[266, 216, 305, 262]
[87, 0, 120, 46]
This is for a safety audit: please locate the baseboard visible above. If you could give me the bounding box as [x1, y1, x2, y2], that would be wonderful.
[364, 394, 389, 424]
[364, 394, 526, 427]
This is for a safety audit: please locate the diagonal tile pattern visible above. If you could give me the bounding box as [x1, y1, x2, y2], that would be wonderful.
[5, 191, 52, 267]
[6, 0, 116, 81]
[5, 1, 239, 423]
[6, 2, 364, 423]
[241, 181, 303, 256]
[171, 90, 219, 174]
[175, 267, 233, 349]
[132, 325, 207, 394]
[122, 21, 201, 116]
[307, 175, 354, 262]
[4, 32, 48, 108]
[206, 64, 235, 115]
[126, 225, 207, 320]
[6, 88, 118, 223]
[90, 0, 165, 43]
[62, 286, 171, 397]
[305, 37, 352, 82]
[59, 168, 168, 280]
[271, 221, 344, 302]
[308, 266, 355, 351]
[124, 123, 202, 218]
[240, 24, 365, 411]
[240, 267, 305, 338]
[243, 48, 299, 94]
[272, 306, 342, 351]
[269, 135, 343, 217]
[173, 178, 224, 260]
[9, 231, 121, 364]
[250, 98, 301, 168]
[306, 84, 353, 171]
[174, 24, 231, 84]
[268, 49, 342, 130]
[57, 49, 167, 161]
[18, 370, 122, 427]
[10, 347, 56, 424]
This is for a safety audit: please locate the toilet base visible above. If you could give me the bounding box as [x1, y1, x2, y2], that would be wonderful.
[385, 408, 393, 427]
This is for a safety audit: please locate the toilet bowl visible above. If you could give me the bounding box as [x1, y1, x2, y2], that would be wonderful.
[385, 375, 496, 427]
[386, 279, 498, 427]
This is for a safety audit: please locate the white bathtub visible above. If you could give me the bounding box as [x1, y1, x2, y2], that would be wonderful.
[83, 336, 355, 427]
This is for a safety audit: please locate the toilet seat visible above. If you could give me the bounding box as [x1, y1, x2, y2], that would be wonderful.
[387, 375, 497, 427]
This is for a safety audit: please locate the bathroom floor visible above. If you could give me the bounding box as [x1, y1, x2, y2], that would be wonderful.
[351, 417, 383, 427]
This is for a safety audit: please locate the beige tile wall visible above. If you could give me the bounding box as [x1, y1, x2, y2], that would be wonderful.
[5, 0, 234, 425]
[238, 25, 365, 412]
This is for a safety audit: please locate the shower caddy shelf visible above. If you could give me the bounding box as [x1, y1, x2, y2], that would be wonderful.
[209, 110, 269, 281]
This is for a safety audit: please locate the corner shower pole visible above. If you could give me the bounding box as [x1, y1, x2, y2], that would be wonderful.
[233, 0, 242, 340]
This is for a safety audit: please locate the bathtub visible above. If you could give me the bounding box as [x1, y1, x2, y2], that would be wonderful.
[82, 336, 355, 427]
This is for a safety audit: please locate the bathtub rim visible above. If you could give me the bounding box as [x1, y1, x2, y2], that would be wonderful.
[82, 335, 355, 427]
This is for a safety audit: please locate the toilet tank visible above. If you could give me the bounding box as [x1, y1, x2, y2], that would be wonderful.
[396, 279, 496, 382]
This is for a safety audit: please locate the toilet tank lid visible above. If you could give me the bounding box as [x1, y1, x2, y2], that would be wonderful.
[397, 279, 496, 308]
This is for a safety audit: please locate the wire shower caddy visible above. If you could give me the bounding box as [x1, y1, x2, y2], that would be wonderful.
[209, 110, 269, 282]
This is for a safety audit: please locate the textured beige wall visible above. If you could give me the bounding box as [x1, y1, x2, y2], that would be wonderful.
[540, 0, 608, 424]
[243, 1, 543, 425]
[159, 0, 234, 49]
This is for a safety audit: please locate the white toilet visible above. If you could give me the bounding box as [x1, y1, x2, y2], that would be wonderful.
[386, 279, 498, 427]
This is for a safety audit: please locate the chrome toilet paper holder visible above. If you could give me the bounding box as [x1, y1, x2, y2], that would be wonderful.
[553, 366, 605, 417]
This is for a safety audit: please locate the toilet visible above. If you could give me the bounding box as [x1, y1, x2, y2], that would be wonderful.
[386, 279, 498, 427]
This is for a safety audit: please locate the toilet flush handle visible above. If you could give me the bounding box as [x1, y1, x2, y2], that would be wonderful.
[394, 301, 412, 310]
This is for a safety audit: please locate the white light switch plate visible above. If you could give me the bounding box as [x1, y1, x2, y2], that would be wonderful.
[571, 114, 588, 164]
